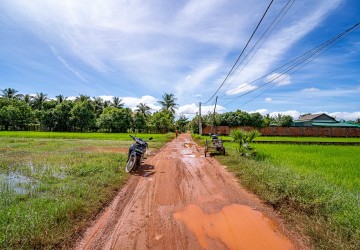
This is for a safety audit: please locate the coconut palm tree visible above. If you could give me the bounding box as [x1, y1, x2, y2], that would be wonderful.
[157, 93, 178, 114]
[32, 92, 48, 110]
[111, 97, 124, 108]
[136, 103, 151, 117]
[93, 97, 105, 117]
[1, 88, 22, 99]
[75, 94, 91, 102]
[20, 94, 33, 104]
[56, 94, 66, 104]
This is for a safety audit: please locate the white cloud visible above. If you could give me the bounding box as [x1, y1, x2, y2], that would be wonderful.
[226, 83, 257, 95]
[265, 97, 272, 102]
[49, 45, 87, 82]
[250, 109, 269, 116]
[328, 112, 360, 121]
[225, 0, 342, 91]
[97, 95, 161, 111]
[177, 103, 226, 116]
[302, 87, 320, 92]
[248, 109, 300, 119]
[266, 73, 291, 86]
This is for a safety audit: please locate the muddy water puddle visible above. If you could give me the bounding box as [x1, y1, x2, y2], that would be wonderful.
[174, 204, 294, 250]
[0, 172, 37, 195]
[181, 142, 204, 158]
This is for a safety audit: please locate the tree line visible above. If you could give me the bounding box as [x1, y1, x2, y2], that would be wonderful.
[0, 88, 186, 133]
[188, 110, 294, 133]
[1, 87, 300, 133]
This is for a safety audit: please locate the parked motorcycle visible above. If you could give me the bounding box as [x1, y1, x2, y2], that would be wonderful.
[125, 135, 152, 173]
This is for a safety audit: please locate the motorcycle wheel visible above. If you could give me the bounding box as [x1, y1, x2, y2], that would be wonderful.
[125, 153, 137, 173]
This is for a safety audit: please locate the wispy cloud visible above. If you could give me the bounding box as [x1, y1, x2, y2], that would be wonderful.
[224, 0, 342, 93]
[266, 73, 291, 86]
[49, 45, 87, 83]
[226, 83, 257, 95]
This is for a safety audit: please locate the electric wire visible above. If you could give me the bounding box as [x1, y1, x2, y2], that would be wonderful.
[220, 21, 360, 105]
[222, 22, 360, 108]
[202, 0, 274, 105]
[221, 0, 296, 95]
[236, 26, 359, 108]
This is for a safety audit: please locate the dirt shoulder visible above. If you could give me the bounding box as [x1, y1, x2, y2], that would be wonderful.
[75, 133, 308, 249]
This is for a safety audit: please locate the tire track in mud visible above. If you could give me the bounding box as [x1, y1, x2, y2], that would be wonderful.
[75, 133, 307, 250]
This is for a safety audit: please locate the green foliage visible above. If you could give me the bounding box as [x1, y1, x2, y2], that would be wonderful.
[230, 129, 261, 155]
[175, 115, 189, 132]
[148, 109, 174, 133]
[70, 100, 96, 132]
[0, 99, 32, 130]
[97, 107, 132, 132]
[157, 93, 178, 114]
[132, 112, 147, 132]
[0, 89, 184, 133]
[189, 115, 201, 134]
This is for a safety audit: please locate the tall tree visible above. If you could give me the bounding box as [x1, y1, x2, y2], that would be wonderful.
[111, 97, 124, 108]
[21, 94, 33, 104]
[93, 97, 105, 118]
[1, 88, 22, 99]
[32, 92, 48, 110]
[56, 95, 65, 104]
[136, 103, 151, 117]
[75, 94, 90, 102]
[157, 93, 178, 114]
[70, 100, 96, 132]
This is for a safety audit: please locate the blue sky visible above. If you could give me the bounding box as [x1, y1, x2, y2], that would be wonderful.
[0, 0, 359, 120]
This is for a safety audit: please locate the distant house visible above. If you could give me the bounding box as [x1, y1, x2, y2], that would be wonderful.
[293, 113, 360, 127]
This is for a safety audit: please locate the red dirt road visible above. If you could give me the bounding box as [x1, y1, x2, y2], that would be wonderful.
[75, 133, 305, 250]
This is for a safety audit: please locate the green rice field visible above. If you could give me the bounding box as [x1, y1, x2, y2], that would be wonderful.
[0, 132, 173, 249]
[254, 136, 360, 143]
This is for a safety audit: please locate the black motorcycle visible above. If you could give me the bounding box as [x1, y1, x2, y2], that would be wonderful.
[125, 135, 152, 173]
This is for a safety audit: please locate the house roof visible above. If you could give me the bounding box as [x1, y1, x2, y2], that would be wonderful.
[297, 113, 336, 122]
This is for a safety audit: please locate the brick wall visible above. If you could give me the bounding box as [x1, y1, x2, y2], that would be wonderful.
[202, 126, 360, 137]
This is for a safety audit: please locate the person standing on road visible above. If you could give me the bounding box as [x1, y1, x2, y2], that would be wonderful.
[175, 129, 179, 138]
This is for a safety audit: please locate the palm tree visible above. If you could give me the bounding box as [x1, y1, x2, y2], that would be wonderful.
[136, 103, 151, 117]
[93, 97, 104, 117]
[76, 94, 91, 102]
[20, 94, 33, 104]
[1, 88, 22, 99]
[157, 93, 178, 114]
[111, 97, 124, 108]
[32, 92, 48, 110]
[56, 95, 66, 104]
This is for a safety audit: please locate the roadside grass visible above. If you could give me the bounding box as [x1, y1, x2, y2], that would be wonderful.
[0, 133, 172, 249]
[254, 136, 360, 142]
[192, 134, 360, 249]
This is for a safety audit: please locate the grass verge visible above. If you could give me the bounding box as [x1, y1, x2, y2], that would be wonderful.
[0, 133, 173, 249]
[193, 134, 360, 249]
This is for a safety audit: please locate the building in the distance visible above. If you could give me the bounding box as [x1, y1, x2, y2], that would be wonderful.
[293, 113, 360, 127]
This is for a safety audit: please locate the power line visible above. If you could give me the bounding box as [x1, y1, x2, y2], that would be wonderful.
[221, 0, 296, 95]
[220, 21, 360, 105]
[202, 0, 274, 104]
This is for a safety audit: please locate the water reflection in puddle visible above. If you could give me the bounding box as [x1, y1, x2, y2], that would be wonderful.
[0, 163, 67, 195]
[0, 172, 37, 195]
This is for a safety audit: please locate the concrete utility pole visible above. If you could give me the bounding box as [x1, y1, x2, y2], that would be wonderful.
[199, 102, 202, 135]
